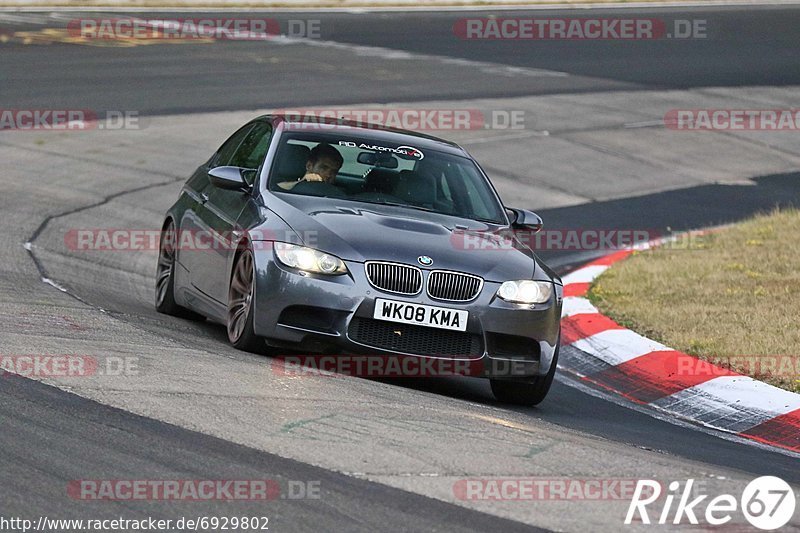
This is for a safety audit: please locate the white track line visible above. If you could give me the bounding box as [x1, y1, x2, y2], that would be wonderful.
[653, 376, 800, 432]
[561, 296, 598, 317]
[561, 264, 608, 284]
[571, 328, 671, 366]
[555, 368, 800, 459]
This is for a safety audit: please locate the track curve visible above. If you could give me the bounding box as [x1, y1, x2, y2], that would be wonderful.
[3, 7, 800, 531]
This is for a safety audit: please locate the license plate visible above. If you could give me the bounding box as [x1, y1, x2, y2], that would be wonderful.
[373, 298, 468, 332]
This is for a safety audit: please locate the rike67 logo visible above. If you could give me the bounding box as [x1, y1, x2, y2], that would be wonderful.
[626, 476, 796, 530]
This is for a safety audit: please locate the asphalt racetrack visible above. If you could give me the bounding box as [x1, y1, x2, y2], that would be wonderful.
[1, 5, 800, 531]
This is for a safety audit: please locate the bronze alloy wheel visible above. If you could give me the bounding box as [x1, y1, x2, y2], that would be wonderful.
[227, 247, 264, 353]
[155, 222, 176, 309]
[228, 249, 254, 343]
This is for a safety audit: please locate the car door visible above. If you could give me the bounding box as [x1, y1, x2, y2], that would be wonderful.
[192, 121, 274, 304]
[179, 123, 255, 299]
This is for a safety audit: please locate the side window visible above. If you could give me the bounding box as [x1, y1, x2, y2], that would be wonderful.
[229, 122, 273, 171]
[212, 124, 254, 168]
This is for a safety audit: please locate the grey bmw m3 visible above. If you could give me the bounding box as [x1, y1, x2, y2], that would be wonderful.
[156, 114, 563, 405]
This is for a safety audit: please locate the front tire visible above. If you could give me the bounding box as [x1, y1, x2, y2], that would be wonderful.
[227, 247, 265, 353]
[490, 338, 560, 406]
[155, 220, 204, 320]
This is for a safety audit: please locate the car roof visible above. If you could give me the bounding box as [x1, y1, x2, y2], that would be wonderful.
[262, 114, 470, 157]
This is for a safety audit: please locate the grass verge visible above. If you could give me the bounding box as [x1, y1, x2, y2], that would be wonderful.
[589, 208, 800, 393]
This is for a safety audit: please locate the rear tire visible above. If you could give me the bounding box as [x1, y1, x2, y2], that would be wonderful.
[155, 220, 205, 320]
[490, 337, 560, 406]
[227, 247, 266, 354]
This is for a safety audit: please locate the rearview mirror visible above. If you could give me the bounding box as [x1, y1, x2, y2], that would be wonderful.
[208, 166, 252, 191]
[507, 208, 543, 233]
[357, 152, 399, 168]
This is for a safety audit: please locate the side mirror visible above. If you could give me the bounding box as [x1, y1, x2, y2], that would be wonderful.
[208, 166, 252, 191]
[507, 207, 543, 233]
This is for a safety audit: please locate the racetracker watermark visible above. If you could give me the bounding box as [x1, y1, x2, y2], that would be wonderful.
[451, 228, 654, 252]
[274, 355, 475, 378]
[67, 18, 322, 40]
[67, 480, 320, 501]
[452, 228, 718, 252]
[67, 228, 711, 253]
[0, 110, 141, 131]
[453, 478, 656, 501]
[0, 355, 138, 378]
[665, 109, 800, 130]
[454, 18, 706, 40]
[64, 229, 312, 252]
[271, 355, 540, 378]
[275, 108, 526, 131]
[672, 354, 800, 379]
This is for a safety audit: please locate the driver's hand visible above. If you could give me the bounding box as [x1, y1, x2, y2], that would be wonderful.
[302, 172, 325, 182]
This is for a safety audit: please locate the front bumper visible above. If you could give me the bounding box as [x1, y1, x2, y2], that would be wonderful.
[251, 247, 562, 378]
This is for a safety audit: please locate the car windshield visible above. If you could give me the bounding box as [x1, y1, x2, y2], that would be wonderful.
[268, 132, 507, 224]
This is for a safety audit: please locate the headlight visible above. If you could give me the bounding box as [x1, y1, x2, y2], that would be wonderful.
[274, 242, 348, 275]
[497, 280, 552, 304]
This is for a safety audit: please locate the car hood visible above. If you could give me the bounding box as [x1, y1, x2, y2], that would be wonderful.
[263, 194, 544, 283]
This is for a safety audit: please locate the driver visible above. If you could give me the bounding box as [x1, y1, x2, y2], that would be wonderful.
[278, 143, 343, 190]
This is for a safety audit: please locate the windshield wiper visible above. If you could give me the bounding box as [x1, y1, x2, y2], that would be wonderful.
[367, 201, 437, 213]
[364, 200, 503, 224]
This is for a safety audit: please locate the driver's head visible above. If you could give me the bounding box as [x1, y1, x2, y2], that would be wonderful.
[306, 143, 343, 183]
